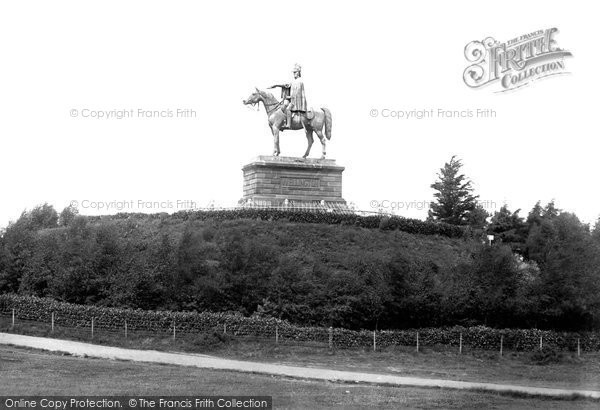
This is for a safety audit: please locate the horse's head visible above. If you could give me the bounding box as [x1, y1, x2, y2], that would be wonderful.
[243, 88, 265, 106]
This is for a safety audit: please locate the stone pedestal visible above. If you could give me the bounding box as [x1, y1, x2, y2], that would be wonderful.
[241, 156, 346, 208]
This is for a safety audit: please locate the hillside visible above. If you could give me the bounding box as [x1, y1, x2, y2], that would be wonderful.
[0, 210, 479, 330]
[2, 206, 599, 331]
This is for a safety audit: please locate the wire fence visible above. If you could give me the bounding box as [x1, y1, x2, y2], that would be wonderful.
[0, 310, 332, 349]
[1, 307, 596, 357]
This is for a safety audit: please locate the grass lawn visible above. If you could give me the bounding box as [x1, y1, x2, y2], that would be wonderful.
[0, 345, 598, 410]
[211, 340, 600, 392]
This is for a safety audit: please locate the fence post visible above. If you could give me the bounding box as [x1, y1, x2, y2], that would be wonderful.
[416, 332, 420, 353]
[539, 335, 543, 351]
[91, 317, 94, 339]
[500, 335, 503, 357]
[125, 321, 127, 339]
[459, 332, 463, 354]
[224, 324, 227, 335]
[12, 309, 15, 327]
[275, 325, 279, 344]
[577, 338, 581, 357]
[373, 330, 376, 352]
[173, 321, 176, 340]
[51, 312, 54, 333]
[328, 327, 333, 349]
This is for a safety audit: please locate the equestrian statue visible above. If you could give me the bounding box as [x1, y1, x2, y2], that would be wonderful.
[243, 64, 332, 159]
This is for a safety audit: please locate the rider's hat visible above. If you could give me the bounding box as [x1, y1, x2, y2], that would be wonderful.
[292, 63, 302, 73]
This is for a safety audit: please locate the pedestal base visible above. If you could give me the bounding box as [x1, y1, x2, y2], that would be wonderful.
[241, 156, 347, 209]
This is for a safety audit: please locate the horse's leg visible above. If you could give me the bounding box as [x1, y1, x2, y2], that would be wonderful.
[272, 127, 280, 156]
[315, 128, 327, 159]
[270, 114, 283, 156]
[303, 128, 314, 158]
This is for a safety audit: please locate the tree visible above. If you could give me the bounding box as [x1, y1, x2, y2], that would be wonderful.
[146, 233, 176, 309]
[261, 252, 322, 324]
[0, 232, 11, 292]
[28, 204, 59, 230]
[19, 230, 61, 296]
[523, 201, 562, 260]
[466, 202, 490, 230]
[59, 204, 79, 227]
[468, 244, 521, 327]
[385, 255, 441, 328]
[348, 255, 393, 330]
[525, 199, 561, 230]
[442, 243, 539, 328]
[593, 217, 600, 243]
[543, 200, 560, 219]
[489, 205, 527, 253]
[526, 211, 600, 329]
[219, 229, 276, 315]
[0, 219, 33, 293]
[526, 201, 544, 229]
[428, 156, 479, 225]
[0, 206, 58, 293]
[48, 216, 98, 304]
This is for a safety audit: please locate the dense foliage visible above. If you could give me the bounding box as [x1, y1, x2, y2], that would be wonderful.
[0, 202, 599, 331]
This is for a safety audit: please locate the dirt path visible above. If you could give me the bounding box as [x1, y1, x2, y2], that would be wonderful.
[1, 332, 598, 399]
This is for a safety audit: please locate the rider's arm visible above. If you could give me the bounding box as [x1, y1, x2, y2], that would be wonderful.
[268, 83, 291, 89]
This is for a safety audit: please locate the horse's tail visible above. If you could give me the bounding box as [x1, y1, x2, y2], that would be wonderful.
[322, 107, 332, 140]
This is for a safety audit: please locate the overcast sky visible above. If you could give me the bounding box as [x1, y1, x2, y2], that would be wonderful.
[0, 1, 598, 228]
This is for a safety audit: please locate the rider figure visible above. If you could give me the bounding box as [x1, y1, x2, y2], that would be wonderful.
[269, 63, 307, 130]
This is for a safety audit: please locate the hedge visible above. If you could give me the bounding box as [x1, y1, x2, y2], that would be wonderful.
[2, 294, 598, 351]
[174, 209, 466, 238]
[94, 208, 466, 239]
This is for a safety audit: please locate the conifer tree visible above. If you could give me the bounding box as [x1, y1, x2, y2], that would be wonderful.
[428, 156, 479, 225]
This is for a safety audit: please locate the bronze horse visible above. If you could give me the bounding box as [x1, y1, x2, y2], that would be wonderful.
[243, 88, 332, 158]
